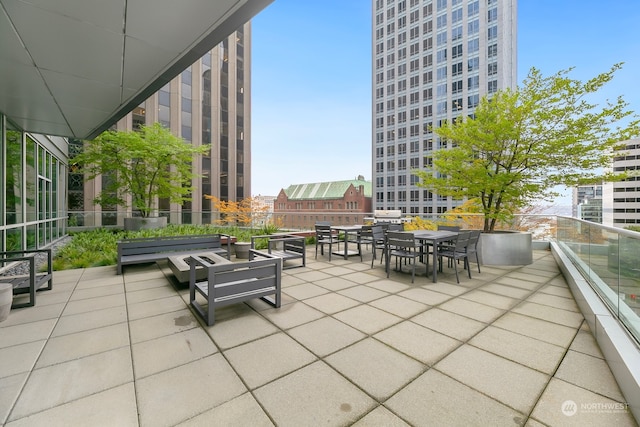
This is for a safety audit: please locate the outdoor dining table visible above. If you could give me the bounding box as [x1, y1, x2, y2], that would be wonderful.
[330, 225, 363, 260]
[410, 229, 459, 283]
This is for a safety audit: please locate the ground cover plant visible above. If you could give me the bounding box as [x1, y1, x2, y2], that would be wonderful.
[53, 225, 252, 270]
[52, 223, 314, 270]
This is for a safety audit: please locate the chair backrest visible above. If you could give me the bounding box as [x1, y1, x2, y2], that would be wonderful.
[372, 225, 385, 244]
[467, 230, 481, 252]
[388, 223, 404, 232]
[454, 231, 471, 252]
[377, 222, 390, 231]
[438, 225, 461, 232]
[315, 223, 332, 238]
[386, 231, 417, 250]
[360, 224, 373, 240]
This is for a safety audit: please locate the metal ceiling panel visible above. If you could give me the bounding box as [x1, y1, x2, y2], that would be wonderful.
[0, 0, 273, 139]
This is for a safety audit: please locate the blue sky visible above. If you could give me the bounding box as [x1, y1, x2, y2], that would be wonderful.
[251, 0, 640, 209]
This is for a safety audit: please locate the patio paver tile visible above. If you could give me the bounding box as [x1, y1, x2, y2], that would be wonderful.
[493, 312, 578, 348]
[435, 344, 549, 414]
[386, 369, 524, 426]
[352, 406, 411, 426]
[326, 338, 424, 400]
[129, 308, 198, 344]
[438, 297, 504, 323]
[207, 311, 279, 349]
[469, 325, 566, 375]
[411, 307, 487, 341]
[253, 361, 376, 426]
[288, 316, 366, 357]
[136, 354, 246, 427]
[5, 383, 138, 427]
[530, 378, 636, 427]
[397, 287, 452, 306]
[303, 293, 361, 315]
[555, 350, 625, 401]
[338, 284, 388, 303]
[225, 332, 316, 389]
[0, 373, 28, 426]
[260, 301, 325, 330]
[36, 323, 130, 368]
[179, 392, 273, 427]
[282, 283, 329, 300]
[0, 319, 56, 349]
[0, 341, 46, 379]
[513, 301, 584, 328]
[9, 347, 133, 421]
[132, 327, 218, 379]
[375, 321, 461, 365]
[460, 289, 519, 310]
[334, 304, 402, 334]
[369, 294, 428, 318]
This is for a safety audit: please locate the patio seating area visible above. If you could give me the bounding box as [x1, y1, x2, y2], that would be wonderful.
[0, 247, 637, 426]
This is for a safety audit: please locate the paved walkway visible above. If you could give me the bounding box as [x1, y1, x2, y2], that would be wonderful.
[1, 249, 637, 426]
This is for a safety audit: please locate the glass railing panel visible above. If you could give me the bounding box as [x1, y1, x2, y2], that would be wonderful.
[617, 234, 640, 339]
[555, 216, 640, 345]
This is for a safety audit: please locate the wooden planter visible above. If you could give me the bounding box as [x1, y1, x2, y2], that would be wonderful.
[478, 231, 533, 266]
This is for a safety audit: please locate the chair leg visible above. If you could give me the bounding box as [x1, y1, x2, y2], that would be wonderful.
[475, 254, 481, 273]
[453, 258, 460, 284]
[466, 258, 472, 279]
[411, 258, 415, 283]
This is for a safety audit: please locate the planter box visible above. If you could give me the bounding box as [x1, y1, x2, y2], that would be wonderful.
[124, 216, 167, 231]
[478, 231, 533, 266]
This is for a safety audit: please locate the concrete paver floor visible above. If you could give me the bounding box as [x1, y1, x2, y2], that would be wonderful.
[0, 249, 637, 426]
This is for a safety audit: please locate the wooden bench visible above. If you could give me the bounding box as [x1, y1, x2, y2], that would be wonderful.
[116, 234, 231, 274]
[189, 251, 282, 326]
[249, 234, 306, 269]
[0, 249, 53, 309]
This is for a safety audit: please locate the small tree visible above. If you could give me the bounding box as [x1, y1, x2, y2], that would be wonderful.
[415, 64, 640, 232]
[75, 123, 209, 218]
[206, 196, 270, 228]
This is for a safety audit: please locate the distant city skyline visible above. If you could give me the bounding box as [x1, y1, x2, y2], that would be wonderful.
[251, 0, 640, 213]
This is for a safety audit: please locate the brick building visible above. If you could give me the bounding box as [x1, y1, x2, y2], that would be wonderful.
[274, 176, 372, 229]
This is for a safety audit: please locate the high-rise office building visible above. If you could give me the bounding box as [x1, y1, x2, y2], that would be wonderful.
[0, 2, 270, 251]
[372, 0, 517, 215]
[603, 138, 640, 227]
[69, 24, 252, 227]
[573, 184, 603, 224]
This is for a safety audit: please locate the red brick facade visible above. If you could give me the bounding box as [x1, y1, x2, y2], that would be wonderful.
[273, 182, 372, 230]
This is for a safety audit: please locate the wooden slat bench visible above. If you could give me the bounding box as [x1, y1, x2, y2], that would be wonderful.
[116, 234, 231, 274]
[0, 249, 53, 309]
[189, 251, 282, 326]
[249, 234, 306, 269]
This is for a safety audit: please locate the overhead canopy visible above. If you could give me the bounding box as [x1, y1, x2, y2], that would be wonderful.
[0, 0, 272, 139]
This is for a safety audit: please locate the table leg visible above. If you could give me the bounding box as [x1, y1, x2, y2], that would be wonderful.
[343, 232, 348, 260]
[432, 243, 438, 283]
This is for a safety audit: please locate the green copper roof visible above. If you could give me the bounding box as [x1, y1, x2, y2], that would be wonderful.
[284, 179, 372, 200]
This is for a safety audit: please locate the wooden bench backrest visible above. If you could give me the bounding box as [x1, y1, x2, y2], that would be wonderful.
[283, 238, 305, 254]
[118, 234, 222, 256]
[207, 258, 281, 299]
